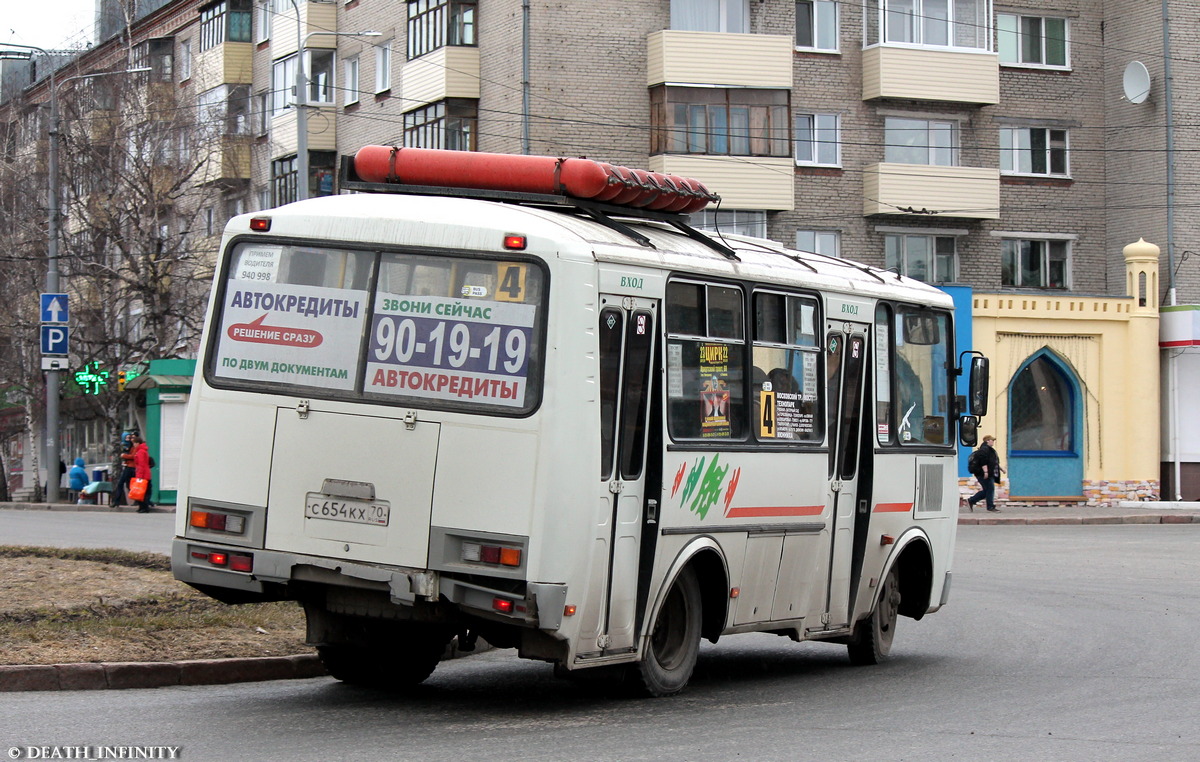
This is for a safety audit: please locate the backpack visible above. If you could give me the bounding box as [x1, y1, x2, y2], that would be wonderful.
[967, 450, 983, 479]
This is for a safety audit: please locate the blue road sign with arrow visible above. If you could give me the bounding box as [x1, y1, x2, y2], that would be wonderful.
[40, 293, 69, 324]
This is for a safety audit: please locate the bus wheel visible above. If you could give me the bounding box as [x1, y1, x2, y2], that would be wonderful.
[638, 566, 702, 697]
[848, 565, 901, 666]
[318, 628, 448, 688]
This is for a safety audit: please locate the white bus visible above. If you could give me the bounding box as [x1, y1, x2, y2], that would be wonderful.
[173, 149, 988, 696]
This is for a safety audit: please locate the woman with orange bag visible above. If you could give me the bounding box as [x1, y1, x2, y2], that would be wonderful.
[130, 434, 153, 513]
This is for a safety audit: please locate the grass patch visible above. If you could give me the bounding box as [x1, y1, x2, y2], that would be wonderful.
[0, 547, 308, 666]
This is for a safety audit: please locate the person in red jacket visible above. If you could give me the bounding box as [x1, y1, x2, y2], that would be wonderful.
[131, 434, 153, 513]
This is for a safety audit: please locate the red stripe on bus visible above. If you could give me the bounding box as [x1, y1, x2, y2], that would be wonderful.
[725, 505, 824, 518]
[874, 502, 913, 513]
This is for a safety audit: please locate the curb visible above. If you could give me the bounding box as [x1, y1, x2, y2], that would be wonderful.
[0, 654, 325, 692]
[0, 640, 495, 693]
[959, 513, 1200, 525]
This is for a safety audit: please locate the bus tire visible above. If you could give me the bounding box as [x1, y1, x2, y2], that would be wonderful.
[317, 628, 448, 688]
[637, 566, 702, 697]
[847, 564, 901, 666]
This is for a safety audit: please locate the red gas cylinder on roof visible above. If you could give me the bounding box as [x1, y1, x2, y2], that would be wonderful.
[351, 146, 718, 213]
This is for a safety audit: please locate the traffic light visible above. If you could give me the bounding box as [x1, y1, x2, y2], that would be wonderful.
[117, 371, 127, 391]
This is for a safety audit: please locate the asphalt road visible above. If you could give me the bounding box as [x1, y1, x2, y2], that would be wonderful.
[0, 509, 175, 554]
[3, 524, 1198, 761]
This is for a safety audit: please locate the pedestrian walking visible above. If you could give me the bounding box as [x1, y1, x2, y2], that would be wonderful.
[130, 434, 154, 513]
[111, 432, 135, 507]
[967, 435, 1005, 512]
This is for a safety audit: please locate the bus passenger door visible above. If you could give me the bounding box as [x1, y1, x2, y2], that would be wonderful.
[592, 296, 658, 654]
[823, 323, 869, 628]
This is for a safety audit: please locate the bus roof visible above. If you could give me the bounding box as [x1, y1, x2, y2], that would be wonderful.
[235, 193, 954, 310]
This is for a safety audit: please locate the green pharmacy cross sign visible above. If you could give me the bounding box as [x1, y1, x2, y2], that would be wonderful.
[73, 362, 111, 395]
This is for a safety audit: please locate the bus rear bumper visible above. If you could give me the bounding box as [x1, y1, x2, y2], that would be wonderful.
[172, 538, 436, 605]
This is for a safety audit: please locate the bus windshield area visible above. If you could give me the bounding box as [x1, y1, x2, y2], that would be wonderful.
[210, 241, 546, 413]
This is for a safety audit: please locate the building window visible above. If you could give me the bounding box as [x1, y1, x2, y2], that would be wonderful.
[651, 86, 790, 157]
[794, 112, 839, 166]
[1000, 127, 1068, 176]
[795, 230, 839, 257]
[253, 90, 269, 135]
[179, 40, 192, 81]
[134, 38, 174, 83]
[1001, 239, 1069, 289]
[403, 99, 478, 151]
[865, 0, 988, 49]
[884, 117, 956, 166]
[885, 233, 956, 283]
[1010, 355, 1074, 451]
[375, 41, 392, 92]
[691, 209, 767, 238]
[272, 155, 297, 206]
[199, 0, 252, 52]
[271, 55, 296, 116]
[306, 49, 335, 104]
[796, 0, 837, 51]
[407, 0, 476, 60]
[257, 1, 270, 42]
[998, 13, 1068, 68]
[670, 0, 749, 33]
[344, 56, 360, 105]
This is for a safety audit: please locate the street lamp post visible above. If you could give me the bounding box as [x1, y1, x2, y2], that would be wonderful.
[288, 0, 379, 201]
[1, 43, 147, 502]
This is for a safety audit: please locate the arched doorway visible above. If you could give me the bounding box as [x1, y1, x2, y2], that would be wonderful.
[1007, 350, 1084, 498]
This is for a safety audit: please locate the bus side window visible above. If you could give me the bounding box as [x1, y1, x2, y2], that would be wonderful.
[666, 280, 746, 442]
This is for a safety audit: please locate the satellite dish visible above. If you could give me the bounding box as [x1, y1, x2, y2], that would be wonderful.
[1123, 61, 1151, 104]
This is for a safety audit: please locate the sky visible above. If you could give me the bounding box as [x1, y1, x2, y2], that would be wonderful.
[3, 0, 97, 51]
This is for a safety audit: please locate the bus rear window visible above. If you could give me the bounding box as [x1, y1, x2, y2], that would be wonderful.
[213, 244, 374, 391]
[210, 242, 546, 414]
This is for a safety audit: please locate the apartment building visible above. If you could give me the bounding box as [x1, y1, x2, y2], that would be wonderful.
[4, 0, 1195, 501]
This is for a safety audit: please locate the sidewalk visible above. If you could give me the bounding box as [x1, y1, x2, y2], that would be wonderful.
[957, 500, 1200, 525]
[0, 500, 175, 513]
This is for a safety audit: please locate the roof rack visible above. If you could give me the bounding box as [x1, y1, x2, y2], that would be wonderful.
[337, 154, 739, 262]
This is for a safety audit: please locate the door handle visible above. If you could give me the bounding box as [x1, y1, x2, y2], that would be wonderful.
[646, 498, 658, 524]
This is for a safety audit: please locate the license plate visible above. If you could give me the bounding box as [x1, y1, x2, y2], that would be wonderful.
[305, 494, 390, 526]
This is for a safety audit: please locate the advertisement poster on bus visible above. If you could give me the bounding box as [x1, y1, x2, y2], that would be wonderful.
[364, 294, 535, 408]
[214, 281, 369, 390]
[699, 343, 731, 438]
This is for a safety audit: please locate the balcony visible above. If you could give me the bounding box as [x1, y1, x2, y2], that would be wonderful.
[649, 155, 795, 211]
[192, 41, 253, 93]
[271, 108, 336, 158]
[862, 163, 999, 219]
[862, 46, 998, 104]
[197, 135, 252, 186]
[400, 46, 480, 109]
[647, 30, 792, 88]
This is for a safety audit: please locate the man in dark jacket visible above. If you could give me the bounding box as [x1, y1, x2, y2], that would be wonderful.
[967, 435, 1004, 512]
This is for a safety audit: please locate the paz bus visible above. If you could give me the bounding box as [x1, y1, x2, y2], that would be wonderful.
[172, 147, 988, 696]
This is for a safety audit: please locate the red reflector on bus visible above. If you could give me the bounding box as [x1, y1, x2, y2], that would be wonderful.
[503, 234, 527, 250]
[480, 545, 501, 564]
[492, 598, 514, 614]
[230, 553, 253, 572]
[250, 217, 271, 231]
[209, 552, 228, 567]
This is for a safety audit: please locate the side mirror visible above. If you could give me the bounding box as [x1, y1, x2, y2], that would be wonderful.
[968, 356, 989, 417]
[959, 415, 979, 447]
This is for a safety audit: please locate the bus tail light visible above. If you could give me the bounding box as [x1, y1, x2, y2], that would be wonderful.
[503, 234, 527, 250]
[492, 597, 514, 614]
[191, 549, 253, 572]
[462, 542, 522, 568]
[249, 217, 271, 231]
[190, 509, 246, 534]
